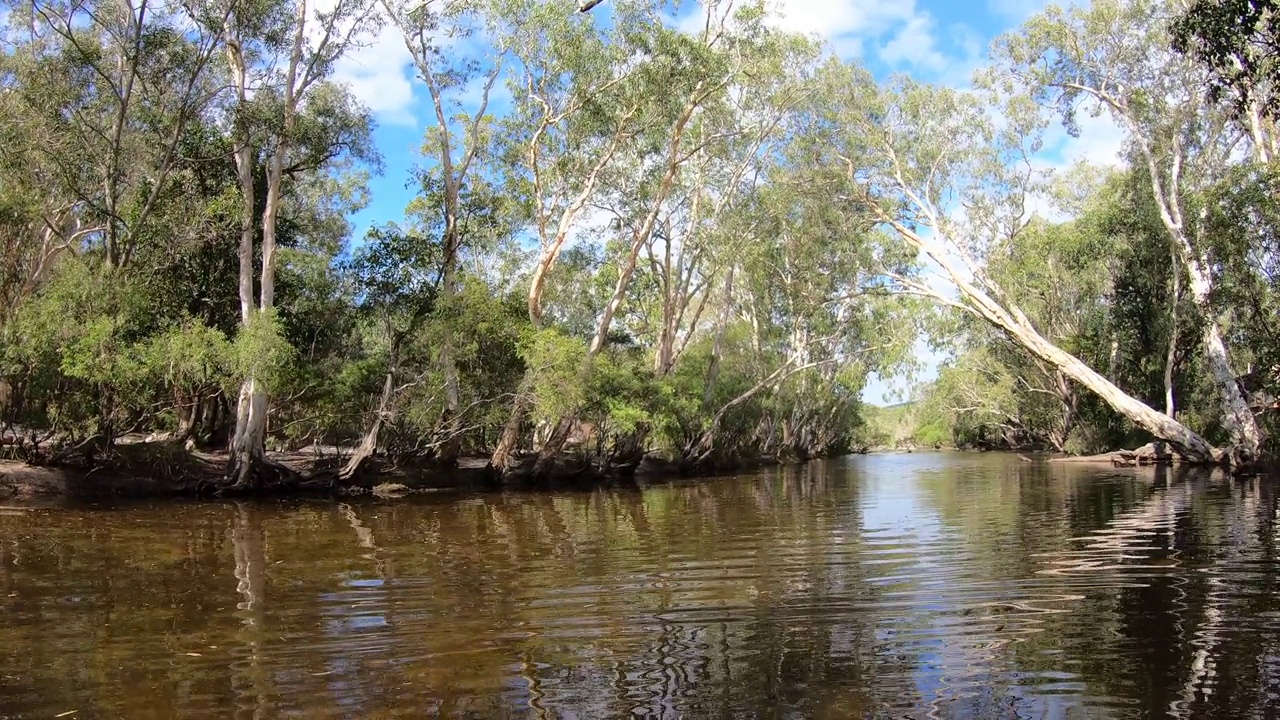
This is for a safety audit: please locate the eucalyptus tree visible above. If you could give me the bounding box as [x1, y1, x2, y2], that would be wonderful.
[0, 0, 230, 444]
[817, 56, 1228, 462]
[380, 0, 507, 465]
[483, 0, 652, 473]
[990, 0, 1265, 462]
[680, 134, 915, 464]
[523, 0, 836, 475]
[979, 213, 1120, 450]
[337, 225, 441, 478]
[186, 0, 379, 487]
[631, 16, 817, 379]
[582, 0, 770, 361]
[495, 0, 645, 329]
[0, 0, 224, 273]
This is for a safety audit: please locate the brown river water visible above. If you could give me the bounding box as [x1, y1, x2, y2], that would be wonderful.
[2, 453, 1279, 718]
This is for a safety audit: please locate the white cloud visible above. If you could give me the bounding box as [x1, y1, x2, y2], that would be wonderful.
[764, 0, 987, 88]
[878, 14, 947, 72]
[331, 28, 419, 126]
[455, 70, 513, 117]
[1016, 108, 1127, 222]
[767, 0, 919, 58]
[1043, 108, 1127, 168]
[300, 0, 419, 125]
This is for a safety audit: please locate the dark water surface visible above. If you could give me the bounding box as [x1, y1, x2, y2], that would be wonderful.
[3, 454, 1280, 718]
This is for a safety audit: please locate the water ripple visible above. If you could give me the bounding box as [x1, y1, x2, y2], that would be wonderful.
[2, 460, 1278, 718]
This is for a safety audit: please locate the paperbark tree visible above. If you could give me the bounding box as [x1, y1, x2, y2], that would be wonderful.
[207, 0, 378, 487]
[530, 0, 819, 476]
[487, 0, 647, 474]
[382, 0, 504, 466]
[990, 0, 1263, 462]
[828, 66, 1225, 462]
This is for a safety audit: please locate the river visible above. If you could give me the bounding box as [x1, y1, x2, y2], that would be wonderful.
[1, 453, 1278, 718]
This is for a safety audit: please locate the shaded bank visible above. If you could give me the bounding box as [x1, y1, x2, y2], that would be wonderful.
[0, 441, 855, 500]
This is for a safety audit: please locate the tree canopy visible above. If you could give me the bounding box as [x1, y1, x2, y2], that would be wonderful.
[1, 0, 1277, 487]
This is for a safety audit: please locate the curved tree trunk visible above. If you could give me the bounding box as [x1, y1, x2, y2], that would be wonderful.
[531, 414, 575, 481]
[489, 383, 531, 478]
[340, 362, 396, 481]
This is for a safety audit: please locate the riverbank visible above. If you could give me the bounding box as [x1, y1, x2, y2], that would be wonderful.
[0, 440, 835, 500]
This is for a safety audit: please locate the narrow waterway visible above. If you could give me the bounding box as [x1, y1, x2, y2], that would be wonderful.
[2, 453, 1278, 718]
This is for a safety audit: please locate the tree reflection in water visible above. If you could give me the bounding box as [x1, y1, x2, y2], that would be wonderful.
[1, 455, 1280, 718]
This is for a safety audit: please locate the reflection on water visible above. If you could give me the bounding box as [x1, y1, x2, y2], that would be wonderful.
[2, 454, 1280, 718]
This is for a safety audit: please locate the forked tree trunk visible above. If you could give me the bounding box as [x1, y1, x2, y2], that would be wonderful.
[1132, 129, 1262, 461]
[229, 379, 270, 488]
[223, 30, 266, 489]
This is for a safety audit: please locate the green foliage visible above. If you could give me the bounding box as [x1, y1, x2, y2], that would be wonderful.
[232, 310, 297, 392]
[1173, 0, 1280, 120]
[3, 0, 1275, 473]
[520, 327, 589, 426]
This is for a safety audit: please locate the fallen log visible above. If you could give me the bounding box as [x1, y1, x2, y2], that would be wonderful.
[1050, 442, 1178, 467]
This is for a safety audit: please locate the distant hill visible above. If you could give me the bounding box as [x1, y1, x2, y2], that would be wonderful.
[862, 401, 920, 448]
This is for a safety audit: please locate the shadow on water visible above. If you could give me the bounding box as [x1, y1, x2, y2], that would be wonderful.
[2, 454, 1280, 718]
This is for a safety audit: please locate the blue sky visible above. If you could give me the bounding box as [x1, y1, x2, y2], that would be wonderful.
[330, 0, 1123, 406]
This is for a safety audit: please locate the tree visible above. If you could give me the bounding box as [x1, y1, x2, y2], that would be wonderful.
[382, 0, 505, 466]
[822, 60, 1224, 462]
[195, 0, 379, 487]
[990, 0, 1265, 462]
[0, 0, 224, 308]
[1173, 0, 1280, 158]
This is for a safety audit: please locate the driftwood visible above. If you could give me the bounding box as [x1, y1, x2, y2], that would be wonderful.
[1049, 442, 1177, 467]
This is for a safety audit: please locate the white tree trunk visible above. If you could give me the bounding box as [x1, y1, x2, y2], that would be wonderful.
[1133, 128, 1263, 461]
[1165, 255, 1180, 417]
[885, 219, 1223, 463]
[1015, 326, 1218, 461]
[229, 378, 269, 486]
[1182, 261, 1261, 460]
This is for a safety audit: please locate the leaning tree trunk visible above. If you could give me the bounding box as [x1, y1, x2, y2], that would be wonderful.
[340, 361, 397, 481]
[531, 414, 576, 481]
[1176, 242, 1261, 461]
[490, 383, 531, 478]
[1029, 328, 1223, 461]
[996, 308, 1219, 461]
[885, 217, 1226, 465]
